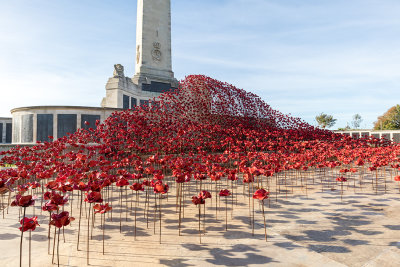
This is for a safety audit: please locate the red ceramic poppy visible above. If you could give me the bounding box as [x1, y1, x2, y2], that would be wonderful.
[50, 211, 75, 228]
[116, 178, 130, 187]
[368, 166, 377, 172]
[194, 173, 207, 181]
[336, 177, 347, 182]
[11, 194, 36, 207]
[243, 173, 253, 183]
[28, 181, 41, 189]
[227, 172, 238, 181]
[142, 180, 151, 187]
[200, 190, 212, 199]
[219, 189, 230, 197]
[42, 202, 59, 212]
[85, 191, 103, 203]
[93, 203, 112, 214]
[253, 189, 269, 200]
[45, 180, 60, 190]
[191, 196, 205, 205]
[19, 216, 39, 232]
[153, 181, 169, 194]
[130, 183, 144, 191]
[175, 174, 186, 183]
[355, 158, 364, 166]
[45, 192, 69, 206]
[394, 176, 400, 182]
[77, 181, 89, 191]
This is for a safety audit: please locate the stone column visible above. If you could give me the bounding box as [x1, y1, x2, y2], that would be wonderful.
[77, 113, 82, 130]
[53, 113, 58, 140]
[1, 123, 3, 143]
[32, 114, 37, 144]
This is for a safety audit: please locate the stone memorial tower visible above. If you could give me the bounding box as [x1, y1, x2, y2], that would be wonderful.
[10, 0, 179, 145]
[133, 0, 178, 91]
[102, 0, 178, 109]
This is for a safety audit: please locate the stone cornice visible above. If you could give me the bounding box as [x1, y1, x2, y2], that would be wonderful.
[11, 106, 122, 113]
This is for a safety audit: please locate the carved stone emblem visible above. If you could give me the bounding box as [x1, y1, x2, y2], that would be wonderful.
[113, 64, 125, 78]
[151, 42, 162, 62]
[136, 45, 140, 64]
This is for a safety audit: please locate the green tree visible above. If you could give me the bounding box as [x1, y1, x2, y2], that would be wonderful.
[374, 105, 400, 130]
[351, 114, 363, 129]
[338, 125, 351, 131]
[315, 113, 337, 129]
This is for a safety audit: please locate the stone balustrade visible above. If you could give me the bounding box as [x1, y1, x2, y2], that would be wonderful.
[335, 129, 400, 142]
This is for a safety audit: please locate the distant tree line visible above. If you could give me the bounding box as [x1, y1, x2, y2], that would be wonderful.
[374, 105, 400, 130]
[315, 105, 400, 131]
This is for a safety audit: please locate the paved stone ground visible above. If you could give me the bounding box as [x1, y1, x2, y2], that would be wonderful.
[0, 172, 400, 267]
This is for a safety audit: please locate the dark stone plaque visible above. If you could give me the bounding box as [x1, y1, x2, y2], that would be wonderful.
[361, 132, 370, 138]
[142, 81, 177, 93]
[123, 95, 130, 109]
[0, 123, 3, 143]
[21, 114, 33, 143]
[81, 115, 100, 130]
[37, 114, 54, 142]
[393, 133, 400, 143]
[6, 123, 12, 143]
[382, 133, 390, 140]
[131, 97, 137, 108]
[351, 132, 360, 139]
[140, 100, 149, 106]
[57, 114, 77, 139]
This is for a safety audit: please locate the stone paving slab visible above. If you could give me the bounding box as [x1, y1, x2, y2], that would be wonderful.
[0, 177, 399, 266]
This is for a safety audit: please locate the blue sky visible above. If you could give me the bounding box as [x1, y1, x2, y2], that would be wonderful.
[0, 0, 399, 128]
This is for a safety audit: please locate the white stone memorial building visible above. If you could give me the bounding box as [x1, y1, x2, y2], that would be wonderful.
[8, 0, 178, 145]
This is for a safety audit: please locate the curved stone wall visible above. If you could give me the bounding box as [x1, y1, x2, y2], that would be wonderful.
[11, 106, 121, 144]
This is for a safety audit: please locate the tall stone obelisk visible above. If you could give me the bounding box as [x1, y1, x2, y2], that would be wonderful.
[132, 0, 178, 92]
[102, 0, 178, 109]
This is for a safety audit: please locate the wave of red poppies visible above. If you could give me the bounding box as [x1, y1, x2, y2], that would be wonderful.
[0, 75, 398, 210]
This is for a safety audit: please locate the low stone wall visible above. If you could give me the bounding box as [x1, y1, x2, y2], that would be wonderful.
[0, 144, 17, 153]
[0, 144, 34, 159]
[335, 130, 400, 142]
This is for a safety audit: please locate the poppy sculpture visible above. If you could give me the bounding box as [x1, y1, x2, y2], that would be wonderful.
[336, 176, 348, 201]
[1, 73, 400, 260]
[11, 194, 36, 267]
[19, 216, 39, 267]
[395, 176, 400, 192]
[93, 203, 112, 254]
[84, 191, 102, 265]
[192, 193, 206, 243]
[154, 181, 169, 244]
[219, 189, 231, 230]
[50, 211, 74, 266]
[253, 189, 269, 241]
